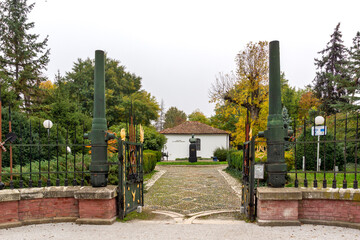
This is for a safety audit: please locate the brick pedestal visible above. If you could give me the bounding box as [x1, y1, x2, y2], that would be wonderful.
[0, 186, 117, 229]
[256, 187, 360, 229]
[256, 187, 301, 226]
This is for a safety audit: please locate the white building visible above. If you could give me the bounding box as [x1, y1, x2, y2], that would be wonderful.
[160, 121, 230, 160]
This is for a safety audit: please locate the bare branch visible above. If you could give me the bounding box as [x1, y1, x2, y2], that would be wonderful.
[208, 71, 237, 103]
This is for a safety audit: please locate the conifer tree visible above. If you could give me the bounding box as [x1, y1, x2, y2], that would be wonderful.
[313, 23, 348, 114]
[0, 0, 50, 111]
[339, 31, 360, 112]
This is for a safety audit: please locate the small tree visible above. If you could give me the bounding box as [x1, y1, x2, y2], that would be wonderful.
[188, 109, 210, 125]
[155, 99, 166, 131]
[163, 107, 186, 129]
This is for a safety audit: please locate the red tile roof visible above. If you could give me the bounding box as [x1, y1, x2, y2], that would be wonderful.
[160, 121, 229, 135]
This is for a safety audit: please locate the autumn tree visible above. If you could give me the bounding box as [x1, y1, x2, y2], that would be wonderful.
[210, 103, 238, 133]
[313, 23, 348, 114]
[298, 90, 321, 119]
[163, 107, 186, 129]
[188, 109, 210, 125]
[0, 0, 50, 111]
[209, 41, 269, 145]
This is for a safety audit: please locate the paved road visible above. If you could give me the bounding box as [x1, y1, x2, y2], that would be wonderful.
[1, 221, 359, 240]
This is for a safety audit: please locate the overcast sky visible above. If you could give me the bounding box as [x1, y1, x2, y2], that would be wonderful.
[29, 0, 360, 117]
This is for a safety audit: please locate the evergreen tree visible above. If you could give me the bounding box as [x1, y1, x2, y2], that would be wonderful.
[0, 0, 50, 111]
[338, 31, 360, 112]
[313, 23, 348, 114]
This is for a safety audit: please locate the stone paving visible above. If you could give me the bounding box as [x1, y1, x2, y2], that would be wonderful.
[144, 165, 242, 215]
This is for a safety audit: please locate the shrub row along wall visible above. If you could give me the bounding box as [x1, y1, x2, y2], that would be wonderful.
[0, 186, 117, 229]
[256, 187, 360, 229]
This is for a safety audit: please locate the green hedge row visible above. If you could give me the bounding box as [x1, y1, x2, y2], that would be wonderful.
[143, 150, 162, 162]
[1, 150, 160, 188]
[143, 150, 158, 173]
[227, 150, 243, 171]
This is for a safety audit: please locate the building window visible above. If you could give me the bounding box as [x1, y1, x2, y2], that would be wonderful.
[196, 138, 201, 151]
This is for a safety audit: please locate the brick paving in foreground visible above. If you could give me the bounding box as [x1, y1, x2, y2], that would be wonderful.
[144, 165, 241, 215]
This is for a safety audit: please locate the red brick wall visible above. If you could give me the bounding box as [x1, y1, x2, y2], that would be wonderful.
[0, 201, 19, 224]
[257, 200, 299, 220]
[299, 199, 360, 223]
[18, 198, 79, 221]
[78, 199, 116, 219]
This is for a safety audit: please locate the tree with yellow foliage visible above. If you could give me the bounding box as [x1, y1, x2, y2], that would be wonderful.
[210, 41, 269, 146]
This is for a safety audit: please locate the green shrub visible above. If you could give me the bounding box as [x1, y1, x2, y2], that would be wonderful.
[295, 128, 343, 171]
[213, 147, 228, 161]
[144, 150, 162, 162]
[1, 149, 157, 188]
[227, 150, 243, 171]
[254, 151, 295, 171]
[1, 153, 92, 188]
[143, 151, 157, 173]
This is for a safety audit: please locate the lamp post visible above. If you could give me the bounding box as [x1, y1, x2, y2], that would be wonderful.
[315, 116, 324, 172]
[43, 120, 53, 136]
[43, 120, 53, 186]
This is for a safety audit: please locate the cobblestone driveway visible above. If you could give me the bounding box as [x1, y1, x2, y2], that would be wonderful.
[144, 165, 241, 215]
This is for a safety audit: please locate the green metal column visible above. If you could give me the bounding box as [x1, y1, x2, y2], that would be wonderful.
[259, 41, 287, 187]
[86, 50, 113, 187]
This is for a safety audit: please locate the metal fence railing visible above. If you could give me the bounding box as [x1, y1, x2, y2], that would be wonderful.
[0, 108, 92, 189]
[285, 113, 359, 189]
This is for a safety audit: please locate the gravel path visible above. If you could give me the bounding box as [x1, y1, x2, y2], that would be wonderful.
[144, 165, 241, 214]
[1, 221, 359, 240]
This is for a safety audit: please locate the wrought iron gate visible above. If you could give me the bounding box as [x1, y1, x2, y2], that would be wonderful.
[241, 136, 256, 221]
[118, 139, 144, 219]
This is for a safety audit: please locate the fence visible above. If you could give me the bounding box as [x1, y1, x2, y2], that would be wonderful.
[0, 106, 92, 190]
[271, 112, 359, 189]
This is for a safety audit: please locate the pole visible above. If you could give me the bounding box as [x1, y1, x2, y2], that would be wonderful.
[86, 50, 114, 187]
[0, 85, 3, 190]
[258, 41, 287, 188]
[317, 135, 320, 171]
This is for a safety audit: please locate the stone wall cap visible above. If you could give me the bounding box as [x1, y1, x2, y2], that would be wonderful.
[0, 189, 20, 202]
[43, 186, 80, 198]
[301, 188, 360, 201]
[256, 187, 302, 200]
[74, 185, 117, 199]
[19, 187, 44, 200]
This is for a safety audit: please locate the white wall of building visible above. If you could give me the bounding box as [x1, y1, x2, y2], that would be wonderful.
[163, 134, 229, 160]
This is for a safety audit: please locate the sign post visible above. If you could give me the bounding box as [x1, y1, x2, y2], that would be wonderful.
[311, 125, 327, 171]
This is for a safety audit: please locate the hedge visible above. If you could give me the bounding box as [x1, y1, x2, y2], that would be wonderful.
[143, 151, 158, 173]
[143, 150, 162, 162]
[2, 150, 158, 188]
[213, 147, 228, 161]
[227, 150, 243, 171]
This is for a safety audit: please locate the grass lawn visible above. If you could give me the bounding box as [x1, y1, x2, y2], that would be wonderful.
[287, 172, 360, 188]
[157, 161, 228, 166]
[144, 170, 158, 182]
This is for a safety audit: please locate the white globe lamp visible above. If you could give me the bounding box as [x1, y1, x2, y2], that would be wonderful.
[315, 116, 324, 125]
